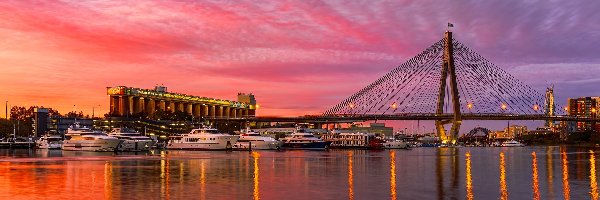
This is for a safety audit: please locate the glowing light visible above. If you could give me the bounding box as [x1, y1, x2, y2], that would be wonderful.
[532, 152, 540, 200]
[349, 103, 355, 109]
[564, 107, 569, 111]
[590, 150, 598, 200]
[390, 151, 396, 200]
[501, 103, 507, 110]
[200, 160, 206, 200]
[561, 149, 570, 200]
[466, 152, 473, 200]
[467, 103, 473, 110]
[104, 161, 113, 200]
[391, 103, 397, 109]
[547, 148, 554, 197]
[348, 151, 354, 200]
[533, 105, 539, 111]
[499, 152, 508, 200]
[252, 152, 260, 200]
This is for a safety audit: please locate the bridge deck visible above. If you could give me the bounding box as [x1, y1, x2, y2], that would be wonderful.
[207, 114, 600, 123]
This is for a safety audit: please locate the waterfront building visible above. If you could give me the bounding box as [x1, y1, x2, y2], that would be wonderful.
[489, 125, 528, 139]
[107, 85, 256, 119]
[32, 108, 49, 137]
[567, 96, 600, 132]
[337, 123, 393, 137]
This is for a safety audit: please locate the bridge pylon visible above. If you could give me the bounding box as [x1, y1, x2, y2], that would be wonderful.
[436, 31, 461, 144]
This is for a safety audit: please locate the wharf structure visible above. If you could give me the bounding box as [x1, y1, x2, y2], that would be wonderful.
[107, 86, 256, 119]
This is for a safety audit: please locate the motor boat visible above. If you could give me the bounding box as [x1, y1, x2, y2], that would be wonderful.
[382, 140, 409, 149]
[500, 140, 525, 147]
[36, 134, 63, 149]
[109, 128, 156, 151]
[280, 129, 332, 150]
[167, 127, 239, 150]
[62, 122, 122, 151]
[232, 127, 283, 150]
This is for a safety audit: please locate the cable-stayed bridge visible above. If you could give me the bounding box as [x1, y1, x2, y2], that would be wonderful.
[213, 31, 599, 144]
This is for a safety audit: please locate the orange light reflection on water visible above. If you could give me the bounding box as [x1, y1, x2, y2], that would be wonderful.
[347, 151, 354, 200]
[561, 149, 570, 200]
[465, 152, 473, 200]
[253, 152, 261, 200]
[104, 161, 113, 200]
[532, 152, 540, 200]
[390, 151, 396, 200]
[499, 152, 508, 200]
[590, 150, 598, 200]
[200, 160, 206, 200]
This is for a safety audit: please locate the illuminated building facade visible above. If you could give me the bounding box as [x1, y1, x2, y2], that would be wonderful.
[567, 96, 600, 132]
[107, 86, 256, 119]
[545, 86, 556, 127]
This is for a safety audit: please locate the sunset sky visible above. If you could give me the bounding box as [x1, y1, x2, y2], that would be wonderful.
[1, 1, 599, 128]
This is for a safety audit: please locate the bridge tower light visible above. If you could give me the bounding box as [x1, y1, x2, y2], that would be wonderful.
[533, 105, 539, 111]
[467, 103, 473, 110]
[501, 103, 507, 111]
[391, 103, 397, 109]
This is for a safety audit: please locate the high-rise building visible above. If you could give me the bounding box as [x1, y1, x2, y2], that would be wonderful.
[545, 86, 556, 127]
[567, 97, 600, 132]
[32, 108, 49, 137]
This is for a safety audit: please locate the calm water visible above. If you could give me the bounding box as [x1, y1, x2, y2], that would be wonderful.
[0, 147, 597, 200]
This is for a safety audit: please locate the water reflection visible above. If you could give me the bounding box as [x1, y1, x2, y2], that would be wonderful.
[160, 151, 170, 199]
[104, 161, 113, 200]
[390, 151, 396, 200]
[435, 148, 459, 200]
[590, 150, 598, 200]
[561, 148, 570, 200]
[465, 152, 473, 200]
[499, 152, 508, 200]
[200, 160, 206, 200]
[253, 152, 261, 200]
[2, 148, 600, 199]
[531, 152, 540, 200]
[347, 151, 354, 200]
[546, 147, 554, 197]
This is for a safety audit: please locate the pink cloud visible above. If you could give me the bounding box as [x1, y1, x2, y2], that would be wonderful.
[0, 0, 598, 122]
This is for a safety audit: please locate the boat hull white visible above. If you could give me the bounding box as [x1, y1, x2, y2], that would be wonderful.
[233, 140, 284, 150]
[118, 140, 156, 151]
[383, 141, 409, 149]
[36, 141, 62, 149]
[63, 139, 122, 152]
[167, 136, 239, 150]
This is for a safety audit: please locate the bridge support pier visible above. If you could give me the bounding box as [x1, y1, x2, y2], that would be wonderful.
[436, 31, 461, 144]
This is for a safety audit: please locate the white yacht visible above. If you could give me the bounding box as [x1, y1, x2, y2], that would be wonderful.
[167, 127, 239, 150]
[109, 128, 156, 151]
[232, 128, 283, 150]
[36, 134, 63, 149]
[280, 129, 332, 150]
[62, 122, 122, 151]
[382, 140, 409, 149]
[500, 140, 525, 147]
